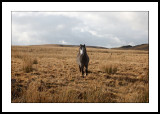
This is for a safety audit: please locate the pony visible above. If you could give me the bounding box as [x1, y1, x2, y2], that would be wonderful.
[77, 44, 89, 77]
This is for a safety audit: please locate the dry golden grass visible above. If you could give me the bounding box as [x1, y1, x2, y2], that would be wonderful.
[11, 45, 149, 103]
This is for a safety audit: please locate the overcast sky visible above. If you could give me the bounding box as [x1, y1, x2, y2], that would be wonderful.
[12, 12, 148, 48]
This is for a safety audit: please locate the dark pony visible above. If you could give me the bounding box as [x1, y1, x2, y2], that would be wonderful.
[77, 44, 89, 77]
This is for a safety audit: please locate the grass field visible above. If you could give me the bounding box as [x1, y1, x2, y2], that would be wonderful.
[11, 45, 149, 103]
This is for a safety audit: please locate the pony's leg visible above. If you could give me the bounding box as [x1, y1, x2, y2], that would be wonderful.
[85, 65, 88, 76]
[79, 65, 81, 72]
[82, 66, 84, 77]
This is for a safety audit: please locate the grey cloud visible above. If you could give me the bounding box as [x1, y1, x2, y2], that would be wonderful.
[12, 12, 148, 48]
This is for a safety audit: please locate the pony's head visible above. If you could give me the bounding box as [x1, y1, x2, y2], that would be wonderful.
[79, 44, 86, 55]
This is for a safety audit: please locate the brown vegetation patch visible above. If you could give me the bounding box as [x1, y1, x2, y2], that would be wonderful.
[11, 45, 149, 103]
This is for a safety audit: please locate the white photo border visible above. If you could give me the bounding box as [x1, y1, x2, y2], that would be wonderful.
[2, 2, 158, 112]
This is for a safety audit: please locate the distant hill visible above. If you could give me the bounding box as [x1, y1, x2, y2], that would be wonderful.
[120, 45, 133, 49]
[130, 44, 149, 50]
[30, 44, 108, 49]
[26, 43, 148, 51]
[113, 44, 149, 51]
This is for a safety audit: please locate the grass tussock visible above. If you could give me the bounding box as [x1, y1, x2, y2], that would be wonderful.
[23, 58, 33, 73]
[33, 58, 38, 64]
[12, 50, 38, 73]
[22, 56, 38, 73]
[100, 64, 118, 74]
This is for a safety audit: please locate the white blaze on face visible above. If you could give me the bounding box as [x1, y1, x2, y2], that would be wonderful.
[80, 48, 83, 54]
